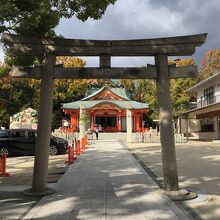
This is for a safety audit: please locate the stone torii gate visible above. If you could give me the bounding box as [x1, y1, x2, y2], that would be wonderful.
[2, 33, 207, 199]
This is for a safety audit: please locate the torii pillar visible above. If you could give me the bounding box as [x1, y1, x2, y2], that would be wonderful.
[155, 54, 178, 190]
[24, 54, 56, 196]
[155, 54, 193, 199]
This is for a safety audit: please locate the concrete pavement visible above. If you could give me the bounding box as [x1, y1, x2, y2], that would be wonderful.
[127, 141, 220, 220]
[22, 140, 190, 220]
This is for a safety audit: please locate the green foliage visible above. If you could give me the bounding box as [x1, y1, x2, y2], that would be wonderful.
[0, 0, 116, 36]
[0, 108, 10, 127]
[0, 63, 10, 77]
[169, 58, 198, 116]
[0, 57, 90, 128]
[199, 50, 220, 80]
[0, 0, 117, 127]
[138, 80, 158, 119]
[120, 58, 198, 121]
[120, 79, 157, 124]
[1, 0, 116, 65]
[0, 66, 38, 127]
[170, 78, 197, 116]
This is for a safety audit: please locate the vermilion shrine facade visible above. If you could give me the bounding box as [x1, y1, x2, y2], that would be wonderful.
[62, 86, 149, 132]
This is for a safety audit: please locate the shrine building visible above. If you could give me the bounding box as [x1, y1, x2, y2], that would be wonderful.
[62, 86, 149, 132]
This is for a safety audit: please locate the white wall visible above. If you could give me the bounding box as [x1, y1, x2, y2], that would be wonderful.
[181, 117, 219, 140]
[191, 132, 217, 140]
[181, 119, 200, 133]
[196, 77, 220, 104]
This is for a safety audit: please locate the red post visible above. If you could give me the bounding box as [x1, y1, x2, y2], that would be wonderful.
[71, 115, 78, 132]
[70, 144, 74, 163]
[81, 136, 87, 152]
[72, 142, 75, 161]
[64, 145, 71, 164]
[81, 137, 85, 151]
[65, 145, 73, 164]
[76, 140, 81, 155]
[64, 141, 76, 164]
[90, 113, 94, 131]
[85, 136, 88, 149]
[0, 154, 10, 177]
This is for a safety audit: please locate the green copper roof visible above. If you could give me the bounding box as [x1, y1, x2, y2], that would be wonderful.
[62, 86, 149, 110]
[81, 86, 130, 101]
[62, 100, 149, 110]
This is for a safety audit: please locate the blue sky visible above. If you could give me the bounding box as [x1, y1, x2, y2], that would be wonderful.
[1, 0, 219, 67]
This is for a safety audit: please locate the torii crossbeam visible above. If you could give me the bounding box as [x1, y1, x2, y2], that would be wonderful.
[2, 33, 207, 199]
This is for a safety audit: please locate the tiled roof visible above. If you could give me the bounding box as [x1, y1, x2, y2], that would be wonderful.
[81, 86, 130, 101]
[62, 100, 149, 110]
[62, 86, 149, 110]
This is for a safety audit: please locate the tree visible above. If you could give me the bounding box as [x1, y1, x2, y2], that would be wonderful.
[1, 0, 117, 66]
[199, 50, 220, 80]
[120, 79, 157, 124]
[120, 58, 197, 122]
[0, 63, 37, 127]
[137, 80, 157, 119]
[0, 1, 117, 126]
[0, 56, 91, 128]
[0, 0, 117, 35]
[169, 58, 197, 116]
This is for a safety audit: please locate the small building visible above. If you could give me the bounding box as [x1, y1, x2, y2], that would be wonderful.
[62, 86, 149, 132]
[181, 71, 220, 140]
[10, 108, 38, 129]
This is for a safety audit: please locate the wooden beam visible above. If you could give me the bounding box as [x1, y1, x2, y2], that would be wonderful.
[9, 66, 198, 79]
[2, 33, 207, 56]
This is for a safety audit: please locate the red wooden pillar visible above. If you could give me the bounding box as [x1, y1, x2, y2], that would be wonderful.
[90, 112, 94, 130]
[136, 114, 140, 132]
[118, 111, 122, 131]
[76, 115, 79, 132]
[116, 113, 119, 131]
[70, 114, 78, 131]
[93, 113, 96, 129]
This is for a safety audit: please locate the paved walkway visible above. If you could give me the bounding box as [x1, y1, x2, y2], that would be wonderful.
[127, 141, 220, 220]
[24, 140, 189, 219]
